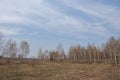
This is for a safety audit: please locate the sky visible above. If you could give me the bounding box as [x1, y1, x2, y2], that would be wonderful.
[0, 0, 120, 57]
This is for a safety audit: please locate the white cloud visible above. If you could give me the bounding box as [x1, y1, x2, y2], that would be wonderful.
[0, 15, 23, 23]
[60, 0, 120, 30]
[0, 0, 119, 38]
[0, 27, 21, 35]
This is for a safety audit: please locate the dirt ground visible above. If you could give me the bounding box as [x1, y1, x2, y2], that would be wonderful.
[0, 61, 120, 80]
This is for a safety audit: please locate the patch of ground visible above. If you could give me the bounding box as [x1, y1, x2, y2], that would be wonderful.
[0, 61, 120, 80]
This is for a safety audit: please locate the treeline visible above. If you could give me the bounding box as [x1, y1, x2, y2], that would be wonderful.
[0, 32, 29, 59]
[37, 37, 120, 66]
[0, 32, 120, 66]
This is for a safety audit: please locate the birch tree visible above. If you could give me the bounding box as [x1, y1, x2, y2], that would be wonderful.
[0, 32, 4, 56]
[20, 40, 29, 58]
[56, 44, 66, 61]
[37, 48, 42, 59]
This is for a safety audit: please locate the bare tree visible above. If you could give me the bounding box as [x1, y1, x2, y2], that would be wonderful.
[86, 43, 93, 63]
[118, 38, 120, 65]
[56, 44, 66, 61]
[68, 45, 81, 63]
[0, 32, 4, 56]
[2, 39, 17, 58]
[68, 46, 75, 62]
[20, 40, 29, 58]
[49, 50, 59, 61]
[37, 48, 42, 59]
[9, 40, 17, 58]
[102, 37, 120, 66]
[2, 39, 11, 57]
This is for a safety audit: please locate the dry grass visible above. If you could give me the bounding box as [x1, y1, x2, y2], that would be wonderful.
[0, 61, 120, 80]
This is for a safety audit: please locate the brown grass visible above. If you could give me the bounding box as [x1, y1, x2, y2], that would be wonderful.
[0, 61, 120, 80]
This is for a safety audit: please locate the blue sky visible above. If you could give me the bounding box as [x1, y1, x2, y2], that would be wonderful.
[0, 0, 120, 57]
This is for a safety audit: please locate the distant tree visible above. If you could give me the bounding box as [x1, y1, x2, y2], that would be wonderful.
[0, 32, 4, 56]
[96, 46, 101, 63]
[92, 43, 97, 63]
[43, 50, 49, 60]
[68, 46, 75, 62]
[18, 54, 23, 58]
[49, 50, 59, 61]
[118, 38, 120, 65]
[68, 45, 81, 63]
[56, 44, 66, 61]
[2, 39, 17, 63]
[9, 40, 17, 58]
[20, 40, 29, 58]
[102, 42, 110, 63]
[103, 36, 119, 66]
[2, 39, 17, 58]
[37, 48, 43, 59]
[86, 43, 93, 63]
[37, 49, 49, 60]
[80, 47, 86, 63]
[2, 39, 11, 57]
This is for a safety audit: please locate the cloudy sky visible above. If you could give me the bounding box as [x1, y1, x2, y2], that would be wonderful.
[0, 0, 120, 57]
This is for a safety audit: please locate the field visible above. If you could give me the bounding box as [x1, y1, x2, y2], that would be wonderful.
[0, 61, 120, 80]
